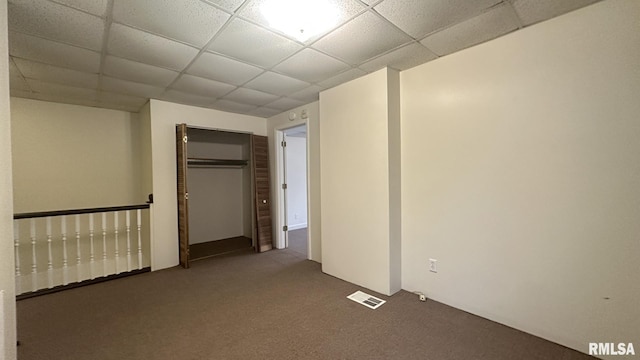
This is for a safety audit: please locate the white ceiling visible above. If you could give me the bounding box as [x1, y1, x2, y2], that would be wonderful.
[7, 0, 600, 117]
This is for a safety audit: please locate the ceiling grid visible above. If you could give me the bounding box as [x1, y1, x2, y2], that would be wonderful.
[7, 0, 601, 117]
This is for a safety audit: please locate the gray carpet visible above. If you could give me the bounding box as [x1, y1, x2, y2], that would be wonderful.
[287, 228, 308, 257]
[17, 246, 594, 360]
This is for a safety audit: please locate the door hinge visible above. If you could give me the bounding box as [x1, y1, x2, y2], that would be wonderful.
[281, 141, 286, 147]
[184, 192, 189, 200]
[183, 135, 188, 143]
[282, 183, 287, 189]
[283, 225, 288, 231]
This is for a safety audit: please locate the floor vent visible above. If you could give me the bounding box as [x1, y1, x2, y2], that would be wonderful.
[347, 290, 386, 310]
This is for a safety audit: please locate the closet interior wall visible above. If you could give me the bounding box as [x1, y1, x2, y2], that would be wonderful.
[186, 128, 253, 247]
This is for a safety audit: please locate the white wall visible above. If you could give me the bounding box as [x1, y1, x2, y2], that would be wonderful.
[10, 98, 145, 212]
[401, 0, 640, 355]
[148, 99, 266, 270]
[0, 0, 17, 358]
[320, 68, 401, 296]
[285, 135, 307, 230]
[187, 140, 247, 243]
[267, 101, 321, 262]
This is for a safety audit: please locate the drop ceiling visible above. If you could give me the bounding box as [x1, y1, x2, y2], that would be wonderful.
[7, 0, 600, 117]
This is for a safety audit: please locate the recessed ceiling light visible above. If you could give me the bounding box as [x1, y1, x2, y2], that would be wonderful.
[261, 0, 339, 42]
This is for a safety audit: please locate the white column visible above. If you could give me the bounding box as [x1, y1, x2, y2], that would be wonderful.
[75, 215, 81, 282]
[114, 212, 120, 274]
[13, 221, 20, 295]
[136, 209, 142, 270]
[89, 213, 95, 279]
[126, 210, 132, 271]
[61, 216, 68, 286]
[46, 217, 53, 289]
[29, 219, 37, 292]
[101, 212, 107, 277]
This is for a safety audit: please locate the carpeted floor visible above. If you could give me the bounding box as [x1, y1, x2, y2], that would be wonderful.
[287, 228, 308, 257]
[17, 246, 594, 360]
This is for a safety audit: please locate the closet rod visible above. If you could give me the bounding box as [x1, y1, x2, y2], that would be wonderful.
[187, 158, 248, 167]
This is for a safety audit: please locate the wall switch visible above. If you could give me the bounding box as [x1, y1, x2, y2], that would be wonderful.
[429, 259, 438, 273]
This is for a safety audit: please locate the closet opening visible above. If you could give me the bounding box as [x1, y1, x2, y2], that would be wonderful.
[176, 125, 272, 268]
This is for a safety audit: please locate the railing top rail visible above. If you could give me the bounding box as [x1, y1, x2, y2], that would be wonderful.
[14, 204, 150, 220]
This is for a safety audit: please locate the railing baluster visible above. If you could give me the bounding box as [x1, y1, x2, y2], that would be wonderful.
[76, 215, 81, 282]
[137, 209, 142, 270]
[61, 216, 68, 286]
[89, 214, 95, 280]
[30, 219, 37, 292]
[126, 210, 132, 272]
[114, 212, 120, 274]
[46, 217, 53, 288]
[14, 221, 21, 295]
[102, 212, 107, 277]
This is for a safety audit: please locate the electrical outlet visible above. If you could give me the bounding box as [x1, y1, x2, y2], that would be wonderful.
[429, 259, 438, 273]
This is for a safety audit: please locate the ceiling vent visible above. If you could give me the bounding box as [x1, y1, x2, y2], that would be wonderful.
[347, 290, 386, 310]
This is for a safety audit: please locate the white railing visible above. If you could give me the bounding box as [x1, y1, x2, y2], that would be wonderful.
[13, 204, 151, 296]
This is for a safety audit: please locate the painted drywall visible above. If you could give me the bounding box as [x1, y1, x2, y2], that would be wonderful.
[148, 99, 266, 270]
[285, 135, 307, 230]
[320, 68, 401, 296]
[186, 139, 249, 244]
[267, 101, 321, 262]
[10, 98, 145, 212]
[400, 0, 640, 355]
[0, 0, 17, 358]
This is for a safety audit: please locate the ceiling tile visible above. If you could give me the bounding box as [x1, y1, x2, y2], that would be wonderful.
[9, 32, 101, 73]
[50, 0, 109, 17]
[239, 0, 365, 43]
[248, 106, 283, 118]
[12, 89, 108, 109]
[421, 4, 519, 56]
[223, 87, 280, 106]
[8, 0, 105, 51]
[108, 23, 199, 71]
[103, 55, 180, 87]
[208, 18, 303, 68]
[265, 97, 306, 111]
[511, 0, 600, 26]
[112, 0, 230, 47]
[359, 42, 438, 72]
[288, 85, 322, 103]
[160, 89, 216, 107]
[98, 91, 148, 111]
[13, 57, 99, 89]
[211, 99, 259, 114]
[244, 71, 309, 96]
[317, 68, 366, 89]
[187, 52, 264, 86]
[273, 49, 350, 83]
[374, 0, 501, 39]
[9, 60, 31, 92]
[312, 11, 412, 65]
[201, 0, 246, 13]
[27, 79, 99, 100]
[171, 74, 236, 98]
[101, 76, 165, 98]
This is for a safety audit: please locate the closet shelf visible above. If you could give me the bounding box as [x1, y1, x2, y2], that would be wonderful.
[187, 158, 248, 168]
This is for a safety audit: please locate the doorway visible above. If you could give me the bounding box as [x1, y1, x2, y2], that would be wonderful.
[278, 124, 309, 258]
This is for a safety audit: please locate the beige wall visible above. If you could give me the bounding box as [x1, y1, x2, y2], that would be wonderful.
[319, 68, 401, 296]
[148, 99, 266, 270]
[267, 101, 321, 262]
[400, 0, 640, 354]
[0, 0, 17, 358]
[11, 98, 145, 212]
[285, 136, 307, 230]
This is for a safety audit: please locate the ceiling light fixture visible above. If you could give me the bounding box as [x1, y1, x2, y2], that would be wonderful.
[261, 0, 339, 42]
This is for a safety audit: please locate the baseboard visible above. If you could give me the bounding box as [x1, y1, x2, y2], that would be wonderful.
[288, 223, 308, 231]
